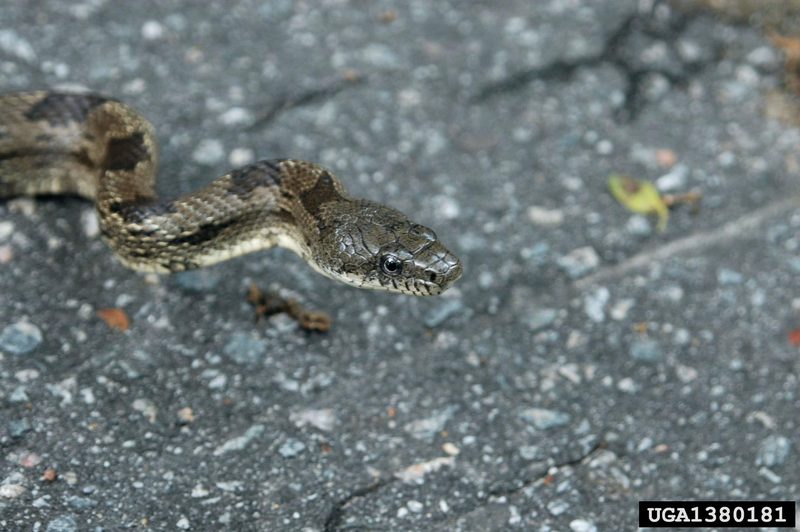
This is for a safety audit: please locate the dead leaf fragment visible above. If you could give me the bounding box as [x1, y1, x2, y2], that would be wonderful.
[97, 308, 130, 331]
[608, 174, 669, 232]
[788, 328, 800, 346]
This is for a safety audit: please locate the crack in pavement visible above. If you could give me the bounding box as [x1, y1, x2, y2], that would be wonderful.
[323, 477, 397, 532]
[471, 2, 720, 122]
[486, 441, 606, 499]
[575, 195, 800, 288]
[249, 72, 366, 130]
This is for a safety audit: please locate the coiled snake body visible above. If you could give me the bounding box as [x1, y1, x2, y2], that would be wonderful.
[0, 92, 462, 296]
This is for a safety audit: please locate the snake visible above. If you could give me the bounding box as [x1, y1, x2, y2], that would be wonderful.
[0, 91, 462, 296]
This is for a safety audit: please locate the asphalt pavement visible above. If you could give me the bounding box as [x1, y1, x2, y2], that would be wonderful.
[0, 1, 798, 530]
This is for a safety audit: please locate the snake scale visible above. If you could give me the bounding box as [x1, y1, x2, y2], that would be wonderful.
[0, 91, 462, 296]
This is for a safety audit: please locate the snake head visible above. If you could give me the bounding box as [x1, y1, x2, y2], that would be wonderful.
[313, 200, 462, 296]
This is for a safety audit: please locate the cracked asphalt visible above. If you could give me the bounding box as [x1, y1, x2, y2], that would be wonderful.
[1, 0, 798, 530]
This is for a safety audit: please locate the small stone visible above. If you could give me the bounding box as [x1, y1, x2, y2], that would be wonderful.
[176, 517, 190, 530]
[0, 30, 36, 62]
[595, 139, 613, 155]
[557, 247, 600, 279]
[518, 407, 571, 430]
[584, 287, 610, 323]
[656, 164, 688, 192]
[756, 435, 791, 467]
[141, 20, 165, 40]
[229, 148, 255, 167]
[0, 221, 13, 241]
[442, 442, 460, 456]
[747, 46, 778, 68]
[675, 364, 697, 383]
[547, 500, 569, 516]
[9, 418, 32, 438]
[290, 409, 336, 432]
[519, 445, 540, 460]
[192, 139, 225, 165]
[625, 215, 652, 236]
[617, 377, 638, 393]
[177, 407, 195, 425]
[65, 495, 96, 510]
[526, 308, 558, 331]
[570, 519, 598, 532]
[223, 331, 267, 365]
[404, 407, 456, 440]
[46, 515, 78, 532]
[213, 424, 264, 456]
[80, 209, 99, 238]
[424, 298, 467, 328]
[527, 206, 564, 227]
[629, 339, 662, 362]
[220, 107, 254, 127]
[0, 321, 43, 355]
[0, 484, 25, 498]
[278, 438, 306, 458]
[717, 268, 742, 285]
[9, 386, 29, 403]
[407, 500, 423, 513]
[610, 299, 634, 321]
[173, 270, 221, 291]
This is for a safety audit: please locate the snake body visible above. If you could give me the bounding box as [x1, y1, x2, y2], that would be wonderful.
[0, 91, 461, 296]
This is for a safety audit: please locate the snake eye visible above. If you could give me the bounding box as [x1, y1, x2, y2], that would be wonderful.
[380, 254, 403, 276]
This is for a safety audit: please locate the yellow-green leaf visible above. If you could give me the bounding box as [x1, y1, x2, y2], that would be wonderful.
[608, 174, 668, 232]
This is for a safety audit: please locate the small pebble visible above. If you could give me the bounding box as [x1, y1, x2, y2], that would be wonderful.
[756, 435, 791, 467]
[584, 287, 610, 323]
[407, 500, 423, 513]
[424, 298, 467, 328]
[141, 20, 165, 40]
[45, 515, 77, 532]
[656, 164, 688, 192]
[176, 517, 190, 530]
[617, 377, 638, 393]
[223, 332, 267, 365]
[213, 424, 264, 456]
[547, 500, 569, 516]
[626, 215, 652, 236]
[9, 418, 32, 438]
[526, 308, 557, 331]
[0, 484, 25, 498]
[173, 270, 221, 291]
[557, 246, 600, 278]
[518, 407, 571, 430]
[220, 107, 254, 127]
[9, 386, 29, 403]
[229, 147, 255, 167]
[404, 407, 456, 440]
[192, 139, 225, 165]
[570, 519, 598, 532]
[527, 206, 564, 227]
[278, 438, 306, 458]
[717, 268, 743, 285]
[0, 221, 13, 241]
[0, 29, 36, 61]
[629, 339, 662, 362]
[65, 495, 96, 510]
[290, 408, 336, 432]
[0, 321, 43, 355]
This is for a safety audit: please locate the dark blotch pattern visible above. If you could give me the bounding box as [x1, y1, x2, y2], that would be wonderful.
[227, 159, 285, 199]
[103, 132, 148, 171]
[300, 172, 339, 219]
[24, 93, 109, 127]
[169, 219, 238, 246]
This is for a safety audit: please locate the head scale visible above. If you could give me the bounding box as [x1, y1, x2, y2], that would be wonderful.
[312, 200, 462, 296]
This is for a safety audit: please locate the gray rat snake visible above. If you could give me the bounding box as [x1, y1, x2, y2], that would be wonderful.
[0, 91, 462, 296]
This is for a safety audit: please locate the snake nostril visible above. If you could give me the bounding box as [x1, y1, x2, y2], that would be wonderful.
[428, 272, 437, 282]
